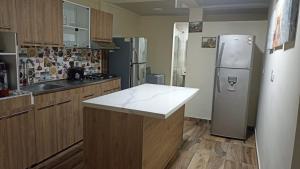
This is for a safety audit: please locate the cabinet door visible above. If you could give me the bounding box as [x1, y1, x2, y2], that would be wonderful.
[90, 8, 98, 41]
[73, 89, 83, 142]
[0, 0, 14, 31]
[44, 0, 63, 46]
[33, 0, 44, 45]
[16, 0, 36, 45]
[56, 100, 75, 151]
[0, 119, 9, 169]
[104, 12, 113, 42]
[54, 0, 63, 46]
[6, 109, 36, 169]
[35, 105, 58, 162]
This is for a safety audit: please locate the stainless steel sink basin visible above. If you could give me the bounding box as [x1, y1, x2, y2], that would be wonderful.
[35, 84, 65, 90]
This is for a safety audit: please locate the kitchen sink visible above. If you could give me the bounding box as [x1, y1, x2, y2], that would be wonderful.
[35, 84, 65, 90]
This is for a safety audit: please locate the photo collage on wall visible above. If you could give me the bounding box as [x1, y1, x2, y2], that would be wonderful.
[19, 47, 103, 85]
[267, 0, 299, 49]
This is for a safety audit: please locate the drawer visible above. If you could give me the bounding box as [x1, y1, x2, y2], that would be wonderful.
[55, 89, 73, 104]
[112, 79, 121, 89]
[102, 81, 114, 93]
[35, 93, 56, 109]
[81, 85, 98, 100]
[0, 95, 32, 118]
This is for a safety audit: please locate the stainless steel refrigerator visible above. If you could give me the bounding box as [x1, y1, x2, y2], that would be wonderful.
[211, 35, 255, 140]
[109, 37, 147, 89]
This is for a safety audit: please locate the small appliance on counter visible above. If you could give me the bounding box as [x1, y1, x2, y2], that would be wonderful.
[146, 74, 165, 85]
[67, 67, 85, 81]
[0, 62, 9, 97]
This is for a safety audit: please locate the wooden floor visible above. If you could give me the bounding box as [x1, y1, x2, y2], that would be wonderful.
[166, 120, 258, 169]
[34, 119, 258, 169]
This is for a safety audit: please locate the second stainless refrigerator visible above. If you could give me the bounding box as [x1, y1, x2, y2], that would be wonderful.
[211, 35, 255, 140]
[109, 37, 147, 90]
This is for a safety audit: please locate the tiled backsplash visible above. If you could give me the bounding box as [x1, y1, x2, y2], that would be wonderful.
[19, 47, 105, 86]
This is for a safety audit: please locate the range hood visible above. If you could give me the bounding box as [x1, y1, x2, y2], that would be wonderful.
[91, 41, 120, 50]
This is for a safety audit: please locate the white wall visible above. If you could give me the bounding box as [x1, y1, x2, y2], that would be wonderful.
[185, 20, 268, 121]
[256, 1, 300, 169]
[101, 2, 140, 37]
[138, 16, 188, 84]
[292, 100, 300, 169]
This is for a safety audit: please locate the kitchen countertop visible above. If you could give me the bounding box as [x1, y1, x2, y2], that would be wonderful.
[0, 90, 32, 101]
[83, 84, 199, 119]
[21, 77, 120, 96]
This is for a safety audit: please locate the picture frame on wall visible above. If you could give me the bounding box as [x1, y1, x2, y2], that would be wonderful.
[267, 0, 300, 49]
[189, 21, 203, 33]
[202, 37, 217, 48]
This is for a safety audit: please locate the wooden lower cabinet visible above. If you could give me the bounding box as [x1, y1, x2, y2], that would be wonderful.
[0, 106, 36, 169]
[0, 118, 9, 169]
[56, 100, 75, 151]
[6, 108, 36, 169]
[35, 105, 58, 162]
[33, 79, 121, 165]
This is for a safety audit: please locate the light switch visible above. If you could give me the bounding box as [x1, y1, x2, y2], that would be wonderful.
[271, 70, 275, 82]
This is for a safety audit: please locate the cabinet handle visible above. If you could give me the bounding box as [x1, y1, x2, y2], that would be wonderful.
[83, 94, 94, 98]
[9, 110, 30, 118]
[37, 104, 56, 110]
[57, 100, 72, 105]
[0, 26, 10, 30]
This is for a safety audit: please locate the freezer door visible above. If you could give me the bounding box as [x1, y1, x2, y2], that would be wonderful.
[211, 68, 251, 139]
[132, 38, 147, 63]
[216, 35, 254, 69]
[131, 63, 147, 87]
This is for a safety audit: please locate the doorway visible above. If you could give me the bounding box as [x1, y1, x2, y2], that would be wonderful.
[170, 22, 189, 87]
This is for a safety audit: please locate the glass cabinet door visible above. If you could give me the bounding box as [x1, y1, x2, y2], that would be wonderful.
[63, 1, 90, 48]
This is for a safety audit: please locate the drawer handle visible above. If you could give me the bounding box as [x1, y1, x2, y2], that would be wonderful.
[37, 104, 56, 110]
[9, 110, 31, 118]
[57, 100, 71, 105]
[84, 94, 94, 98]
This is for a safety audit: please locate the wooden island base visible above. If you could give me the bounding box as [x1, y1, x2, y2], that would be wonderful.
[84, 106, 185, 169]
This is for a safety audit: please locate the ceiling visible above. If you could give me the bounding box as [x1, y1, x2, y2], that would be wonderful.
[104, 0, 270, 19]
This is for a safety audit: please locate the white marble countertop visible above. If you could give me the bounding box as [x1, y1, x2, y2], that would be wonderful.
[82, 84, 199, 119]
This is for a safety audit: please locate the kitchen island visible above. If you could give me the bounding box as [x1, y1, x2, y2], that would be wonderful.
[82, 84, 198, 169]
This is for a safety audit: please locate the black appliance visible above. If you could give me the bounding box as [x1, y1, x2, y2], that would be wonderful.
[67, 67, 84, 81]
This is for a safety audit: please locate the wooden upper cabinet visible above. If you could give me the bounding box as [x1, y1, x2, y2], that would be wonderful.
[91, 9, 113, 42]
[0, 0, 16, 32]
[16, 0, 63, 46]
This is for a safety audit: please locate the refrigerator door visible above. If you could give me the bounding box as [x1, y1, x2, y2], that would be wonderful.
[109, 38, 132, 90]
[211, 68, 251, 139]
[131, 63, 147, 87]
[132, 38, 147, 63]
[216, 35, 254, 69]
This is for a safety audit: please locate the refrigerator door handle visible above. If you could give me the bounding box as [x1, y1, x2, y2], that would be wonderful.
[217, 42, 225, 66]
[216, 70, 221, 93]
[133, 49, 138, 63]
[137, 64, 140, 81]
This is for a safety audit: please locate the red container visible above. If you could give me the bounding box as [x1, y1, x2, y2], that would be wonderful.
[0, 89, 9, 97]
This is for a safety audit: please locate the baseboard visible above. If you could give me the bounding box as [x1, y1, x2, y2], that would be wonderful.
[255, 128, 262, 169]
